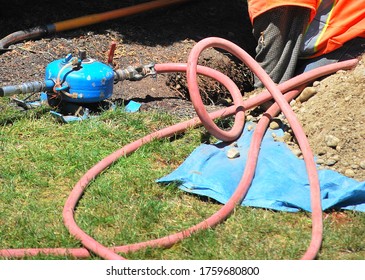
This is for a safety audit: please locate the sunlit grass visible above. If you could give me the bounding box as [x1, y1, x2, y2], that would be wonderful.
[0, 103, 364, 260]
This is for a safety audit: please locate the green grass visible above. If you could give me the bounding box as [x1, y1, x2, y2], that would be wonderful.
[0, 100, 364, 260]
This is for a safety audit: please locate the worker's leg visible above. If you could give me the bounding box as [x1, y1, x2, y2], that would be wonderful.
[252, 6, 310, 88]
[296, 37, 365, 73]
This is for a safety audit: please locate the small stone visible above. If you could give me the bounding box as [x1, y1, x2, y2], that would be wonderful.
[274, 136, 284, 142]
[316, 158, 324, 165]
[325, 135, 340, 148]
[325, 159, 337, 166]
[282, 132, 292, 142]
[298, 87, 317, 102]
[360, 160, 365, 169]
[331, 154, 340, 161]
[247, 124, 253, 131]
[246, 115, 253, 121]
[269, 119, 281, 130]
[226, 147, 240, 159]
[344, 95, 352, 101]
[344, 169, 355, 177]
[313, 81, 321, 87]
[351, 164, 359, 170]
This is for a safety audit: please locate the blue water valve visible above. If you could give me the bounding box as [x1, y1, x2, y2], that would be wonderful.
[45, 51, 115, 103]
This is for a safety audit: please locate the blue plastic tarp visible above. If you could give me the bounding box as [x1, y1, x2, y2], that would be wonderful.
[157, 123, 365, 212]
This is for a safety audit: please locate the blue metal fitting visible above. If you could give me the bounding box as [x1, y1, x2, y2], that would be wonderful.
[45, 55, 115, 103]
[63, 53, 73, 64]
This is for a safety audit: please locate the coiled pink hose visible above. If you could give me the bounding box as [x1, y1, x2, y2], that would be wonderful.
[0, 37, 358, 260]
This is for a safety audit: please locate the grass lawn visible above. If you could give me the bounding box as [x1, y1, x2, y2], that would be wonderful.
[0, 103, 364, 260]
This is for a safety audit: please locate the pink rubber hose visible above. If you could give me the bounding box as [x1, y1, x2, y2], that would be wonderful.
[187, 38, 323, 259]
[0, 38, 358, 259]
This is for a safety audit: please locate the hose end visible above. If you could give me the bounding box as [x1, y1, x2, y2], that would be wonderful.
[0, 26, 50, 51]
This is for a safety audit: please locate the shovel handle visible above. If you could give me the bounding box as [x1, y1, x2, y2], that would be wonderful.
[0, 0, 193, 51]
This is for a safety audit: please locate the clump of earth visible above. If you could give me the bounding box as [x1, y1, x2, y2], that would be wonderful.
[0, 0, 364, 181]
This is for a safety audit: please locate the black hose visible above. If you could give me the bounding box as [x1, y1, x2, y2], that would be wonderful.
[0, 26, 52, 52]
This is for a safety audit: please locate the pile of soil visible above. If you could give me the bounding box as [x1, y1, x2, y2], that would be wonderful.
[258, 55, 365, 181]
[294, 56, 365, 181]
[0, 0, 364, 180]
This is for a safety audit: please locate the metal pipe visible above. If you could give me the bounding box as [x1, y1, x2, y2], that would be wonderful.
[0, 80, 54, 97]
[0, 0, 194, 51]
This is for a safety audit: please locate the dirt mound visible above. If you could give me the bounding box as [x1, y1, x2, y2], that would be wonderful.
[294, 55, 365, 181]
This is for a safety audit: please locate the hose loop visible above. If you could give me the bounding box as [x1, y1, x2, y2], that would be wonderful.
[187, 38, 246, 142]
[0, 37, 359, 260]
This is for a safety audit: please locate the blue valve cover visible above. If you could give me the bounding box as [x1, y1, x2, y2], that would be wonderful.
[45, 58, 114, 103]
